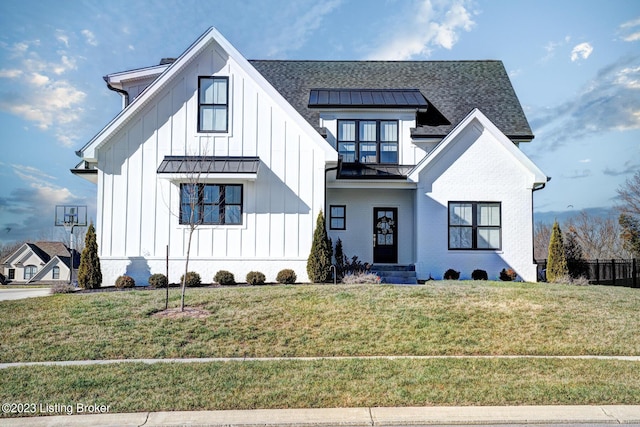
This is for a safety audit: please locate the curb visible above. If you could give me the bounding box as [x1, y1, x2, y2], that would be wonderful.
[2, 405, 640, 426]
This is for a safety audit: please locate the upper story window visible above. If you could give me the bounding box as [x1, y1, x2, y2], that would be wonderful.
[449, 202, 501, 250]
[337, 120, 398, 164]
[198, 76, 228, 132]
[180, 183, 242, 225]
[52, 266, 60, 280]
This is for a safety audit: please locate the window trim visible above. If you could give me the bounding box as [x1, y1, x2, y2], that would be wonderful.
[198, 76, 229, 133]
[329, 205, 346, 230]
[52, 266, 60, 280]
[179, 183, 243, 226]
[448, 201, 502, 250]
[337, 119, 398, 164]
[8, 268, 15, 280]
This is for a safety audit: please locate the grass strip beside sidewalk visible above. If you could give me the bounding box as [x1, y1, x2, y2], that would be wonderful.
[1, 358, 640, 416]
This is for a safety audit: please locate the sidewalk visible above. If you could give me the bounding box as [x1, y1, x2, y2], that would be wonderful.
[3, 405, 640, 426]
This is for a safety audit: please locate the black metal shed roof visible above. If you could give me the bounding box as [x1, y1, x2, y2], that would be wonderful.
[157, 156, 260, 174]
[249, 60, 534, 140]
[309, 88, 429, 108]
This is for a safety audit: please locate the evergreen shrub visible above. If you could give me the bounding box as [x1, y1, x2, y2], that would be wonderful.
[444, 269, 460, 280]
[148, 273, 168, 288]
[181, 271, 202, 287]
[246, 271, 266, 285]
[214, 270, 235, 286]
[276, 269, 297, 284]
[115, 275, 135, 288]
[471, 269, 488, 280]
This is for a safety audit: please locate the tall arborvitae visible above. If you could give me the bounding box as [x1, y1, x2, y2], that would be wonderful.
[307, 210, 333, 283]
[334, 238, 346, 280]
[77, 222, 102, 289]
[546, 220, 568, 282]
[619, 213, 640, 257]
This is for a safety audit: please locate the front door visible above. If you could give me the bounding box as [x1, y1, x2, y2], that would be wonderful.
[373, 207, 398, 264]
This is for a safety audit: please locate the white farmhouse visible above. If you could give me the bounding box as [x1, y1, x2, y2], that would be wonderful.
[73, 27, 547, 285]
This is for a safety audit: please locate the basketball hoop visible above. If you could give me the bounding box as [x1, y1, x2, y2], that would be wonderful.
[55, 205, 88, 285]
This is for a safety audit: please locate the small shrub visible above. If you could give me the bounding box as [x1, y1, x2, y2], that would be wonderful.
[51, 282, 76, 294]
[550, 274, 590, 286]
[471, 269, 488, 280]
[443, 269, 460, 280]
[181, 271, 202, 287]
[148, 273, 168, 288]
[500, 268, 517, 281]
[276, 269, 297, 284]
[246, 271, 266, 286]
[214, 270, 235, 286]
[115, 275, 135, 289]
[342, 272, 381, 284]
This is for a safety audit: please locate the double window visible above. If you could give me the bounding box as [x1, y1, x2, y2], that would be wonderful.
[329, 205, 346, 230]
[180, 184, 242, 225]
[198, 76, 228, 132]
[24, 265, 37, 280]
[449, 202, 501, 250]
[337, 120, 398, 164]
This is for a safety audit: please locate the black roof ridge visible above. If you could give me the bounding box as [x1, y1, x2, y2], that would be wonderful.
[248, 59, 503, 63]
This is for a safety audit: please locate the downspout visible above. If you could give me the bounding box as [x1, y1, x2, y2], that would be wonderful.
[324, 159, 341, 217]
[103, 76, 130, 108]
[531, 177, 551, 278]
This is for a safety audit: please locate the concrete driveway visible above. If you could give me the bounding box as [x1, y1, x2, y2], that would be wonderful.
[0, 287, 51, 301]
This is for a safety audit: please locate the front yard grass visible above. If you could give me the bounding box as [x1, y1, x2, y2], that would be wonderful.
[1, 281, 640, 414]
[1, 282, 639, 363]
[2, 358, 640, 414]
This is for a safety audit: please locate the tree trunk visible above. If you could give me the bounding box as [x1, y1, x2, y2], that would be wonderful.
[181, 226, 194, 312]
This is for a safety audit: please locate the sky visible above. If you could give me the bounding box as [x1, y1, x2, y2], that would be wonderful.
[0, 0, 638, 244]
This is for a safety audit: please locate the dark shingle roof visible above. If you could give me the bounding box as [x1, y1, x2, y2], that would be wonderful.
[249, 60, 533, 140]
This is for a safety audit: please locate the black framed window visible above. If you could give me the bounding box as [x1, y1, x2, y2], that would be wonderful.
[198, 76, 228, 132]
[337, 120, 398, 164]
[180, 183, 242, 225]
[52, 266, 60, 280]
[8, 269, 15, 280]
[449, 202, 501, 250]
[329, 205, 346, 230]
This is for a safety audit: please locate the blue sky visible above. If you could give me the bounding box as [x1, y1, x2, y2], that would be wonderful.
[0, 0, 638, 244]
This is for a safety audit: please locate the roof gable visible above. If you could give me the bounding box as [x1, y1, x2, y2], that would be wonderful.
[409, 108, 546, 185]
[79, 27, 337, 162]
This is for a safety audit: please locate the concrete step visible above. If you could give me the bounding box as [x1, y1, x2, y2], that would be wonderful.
[371, 265, 418, 284]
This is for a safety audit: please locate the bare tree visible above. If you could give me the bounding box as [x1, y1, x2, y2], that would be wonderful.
[161, 154, 209, 312]
[533, 221, 551, 261]
[617, 171, 640, 218]
[565, 210, 630, 259]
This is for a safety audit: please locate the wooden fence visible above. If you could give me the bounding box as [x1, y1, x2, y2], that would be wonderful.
[536, 258, 639, 287]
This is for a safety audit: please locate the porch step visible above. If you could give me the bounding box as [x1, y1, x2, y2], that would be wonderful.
[371, 265, 418, 285]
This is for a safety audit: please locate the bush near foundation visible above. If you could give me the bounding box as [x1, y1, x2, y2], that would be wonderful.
[115, 275, 135, 289]
[148, 273, 168, 288]
[276, 269, 297, 284]
[472, 269, 488, 280]
[181, 271, 202, 287]
[214, 270, 235, 286]
[444, 269, 460, 280]
[246, 271, 266, 285]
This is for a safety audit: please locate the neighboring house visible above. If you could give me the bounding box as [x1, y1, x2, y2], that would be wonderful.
[72, 27, 547, 285]
[1, 242, 78, 284]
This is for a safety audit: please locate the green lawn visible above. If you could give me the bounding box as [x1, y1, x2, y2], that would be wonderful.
[1, 282, 640, 414]
[1, 282, 639, 362]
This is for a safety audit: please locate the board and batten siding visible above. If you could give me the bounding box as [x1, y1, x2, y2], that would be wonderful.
[96, 39, 327, 285]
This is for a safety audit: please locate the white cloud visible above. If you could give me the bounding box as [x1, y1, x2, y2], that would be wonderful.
[619, 16, 640, 41]
[570, 42, 593, 62]
[530, 56, 640, 150]
[0, 69, 23, 78]
[266, 0, 342, 57]
[29, 72, 49, 86]
[56, 31, 70, 48]
[81, 29, 98, 46]
[541, 36, 571, 63]
[367, 0, 475, 60]
[579, 159, 591, 163]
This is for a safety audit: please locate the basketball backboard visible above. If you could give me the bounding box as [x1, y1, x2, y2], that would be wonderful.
[55, 205, 88, 227]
